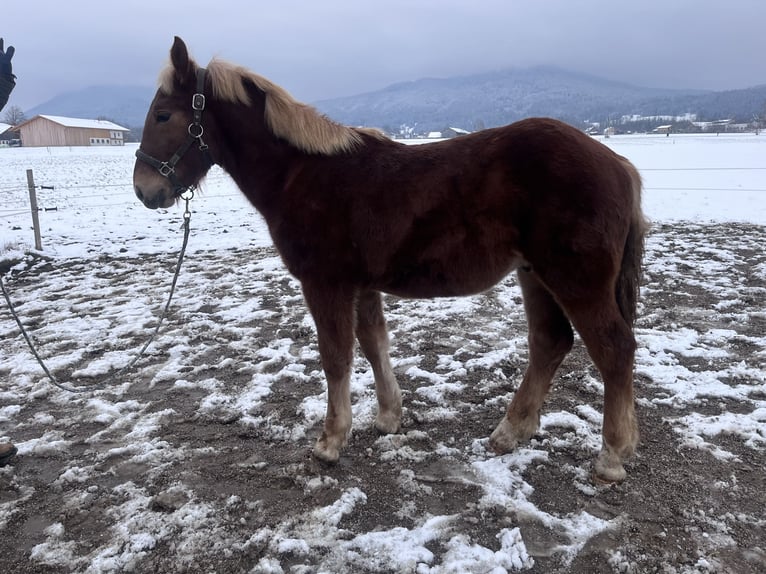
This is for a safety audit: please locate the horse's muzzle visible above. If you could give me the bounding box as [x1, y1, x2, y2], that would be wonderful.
[134, 185, 174, 210]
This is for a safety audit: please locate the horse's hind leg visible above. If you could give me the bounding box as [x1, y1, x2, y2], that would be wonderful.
[356, 290, 402, 434]
[564, 295, 638, 482]
[302, 283, 356, 462]
[490, 269, 574, 453]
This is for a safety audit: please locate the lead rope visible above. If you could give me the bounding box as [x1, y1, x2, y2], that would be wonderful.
[0, 191, 194, 393]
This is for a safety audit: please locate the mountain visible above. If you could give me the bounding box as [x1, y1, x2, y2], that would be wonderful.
[315, 66, 766, 132]
[24, 85, 156, 129]
[315, 66, 685, 131]
[22, 68, 766, 135]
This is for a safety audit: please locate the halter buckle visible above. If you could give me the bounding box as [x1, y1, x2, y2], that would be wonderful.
[192, 93, 206, 111]
[158, 162, 175, 177]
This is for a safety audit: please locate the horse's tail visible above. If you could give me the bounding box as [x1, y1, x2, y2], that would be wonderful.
[616, 158, 649, 327]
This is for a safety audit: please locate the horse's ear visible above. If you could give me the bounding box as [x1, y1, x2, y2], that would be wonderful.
[170, 36, 195, 86]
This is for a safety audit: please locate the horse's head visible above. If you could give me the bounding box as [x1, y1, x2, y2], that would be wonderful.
[133, 37, 214, 209]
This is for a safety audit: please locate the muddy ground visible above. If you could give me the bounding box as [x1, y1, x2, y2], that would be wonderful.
[1, 222, 764, 573]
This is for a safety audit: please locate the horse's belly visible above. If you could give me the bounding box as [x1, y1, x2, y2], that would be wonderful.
[380, 252, 523, 299]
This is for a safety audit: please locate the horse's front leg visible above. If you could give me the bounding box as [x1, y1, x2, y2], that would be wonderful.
[302, 283, 356, 462]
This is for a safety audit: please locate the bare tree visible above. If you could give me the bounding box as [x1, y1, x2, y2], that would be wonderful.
[2, 104, 25, 125]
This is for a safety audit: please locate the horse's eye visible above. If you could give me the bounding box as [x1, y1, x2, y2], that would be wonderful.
[155, 111, 172, 123]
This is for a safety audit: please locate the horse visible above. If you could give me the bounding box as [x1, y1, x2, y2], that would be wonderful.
[133, 37, 647, 482]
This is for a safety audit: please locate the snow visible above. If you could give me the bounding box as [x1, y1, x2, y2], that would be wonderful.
[1, 133, 765, 572]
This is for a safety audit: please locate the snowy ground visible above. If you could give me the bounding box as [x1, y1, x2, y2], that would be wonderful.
[0, 134, 765, 573]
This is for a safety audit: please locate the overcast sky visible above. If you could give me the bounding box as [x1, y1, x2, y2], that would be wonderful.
[4, 0, 765, 111]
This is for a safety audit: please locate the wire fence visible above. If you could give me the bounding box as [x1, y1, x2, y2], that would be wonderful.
[0, 179, 242, 213]
[1, 162, 764, 251]
[1, 166, 764, 212]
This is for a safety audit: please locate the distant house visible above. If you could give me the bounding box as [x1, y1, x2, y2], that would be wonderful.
[426, 128, 471, 140]
[693, 119, 734, 133]
[14, 115, 130, 147]
[444, 127, 471, 138]
[0, 122, 18, 147]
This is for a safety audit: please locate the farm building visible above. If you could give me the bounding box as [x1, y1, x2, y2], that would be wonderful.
[426, 127, 471, 139]
[0, 122, 19, 147]
[14, 115, 130, 147]
[444, 127, 471, 137]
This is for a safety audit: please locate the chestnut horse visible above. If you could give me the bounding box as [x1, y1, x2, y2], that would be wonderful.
[134, 38, 647, 481]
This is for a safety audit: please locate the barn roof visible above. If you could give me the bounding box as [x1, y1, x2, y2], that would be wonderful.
[0, 123, 12, 134]
[16, 115, 130, 131]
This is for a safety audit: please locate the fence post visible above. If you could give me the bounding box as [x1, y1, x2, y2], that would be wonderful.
[26, 169, 43, 251]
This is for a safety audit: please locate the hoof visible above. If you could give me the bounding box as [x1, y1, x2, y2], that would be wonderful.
[594, 449, 627, 482]
[489, 418, 522, 454]
[374, 411, 401, 435]
[312, 433, 345, 463]
[312, 443, 340, 463]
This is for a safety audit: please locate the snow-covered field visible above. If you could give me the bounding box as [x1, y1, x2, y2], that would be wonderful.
[1, 133, 765, 573]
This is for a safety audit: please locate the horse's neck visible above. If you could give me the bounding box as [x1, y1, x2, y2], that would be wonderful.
[204, 98, 272, 193]
[213, 113, 298, 214]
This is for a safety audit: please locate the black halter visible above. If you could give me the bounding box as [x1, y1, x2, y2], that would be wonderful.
[136, 68, 212, 194]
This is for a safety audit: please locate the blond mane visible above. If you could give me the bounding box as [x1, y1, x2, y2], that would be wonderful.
[161, 58, 372, 155]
